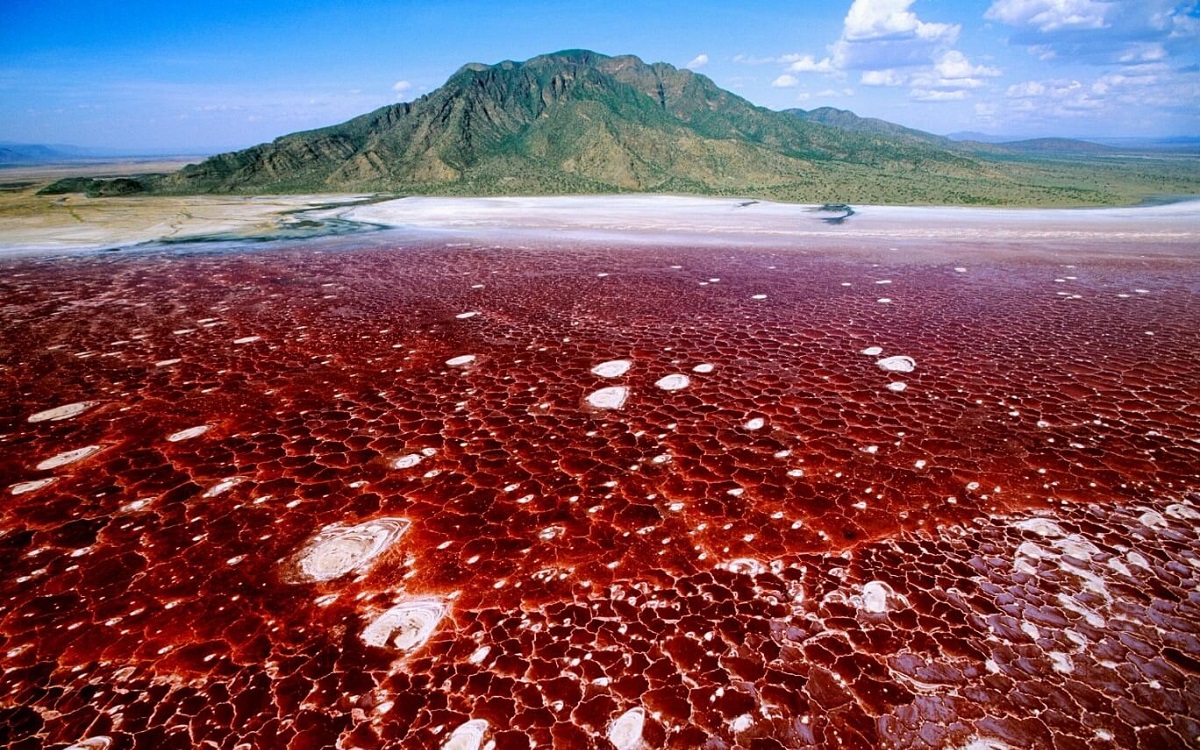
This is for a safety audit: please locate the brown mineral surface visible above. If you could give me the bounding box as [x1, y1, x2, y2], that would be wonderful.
[1, 207, 1198, 749]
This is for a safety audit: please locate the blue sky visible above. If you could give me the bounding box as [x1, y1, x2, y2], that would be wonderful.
[2, 0, 1197, 152]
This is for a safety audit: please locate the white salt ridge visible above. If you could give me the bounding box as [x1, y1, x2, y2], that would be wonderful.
[860, 346, 883, 356]
[28, 401, 95, 423]
[63, 739, 112, 750]
[953, 739, 1013, 750]
[692, 363, 714, 373]
[167, 425, 208, 442]
[445, 354, 476, 367]
[608, 707, 646, 750]
[362, 598, 446, 652]
[655, 373, 690, 391]
[858, 581, 903, 613]
[886, 382, 907, 392]
[36, 445, 101, 471]
[233, 336, 261, 344]
[10, 478, 57, 495]
[155, 358, 181, 367]
[592, 359, 632, 378]
[455, 311, 479, 319]
[441, 719, 489, 750]
[203, 477, 244, 498]
[586, 386, 629, 410]
[876, 355, 916, 373]
[293, 517, 410, 582]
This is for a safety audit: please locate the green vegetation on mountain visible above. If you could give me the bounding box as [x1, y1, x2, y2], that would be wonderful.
[135, 50, 1200, 206]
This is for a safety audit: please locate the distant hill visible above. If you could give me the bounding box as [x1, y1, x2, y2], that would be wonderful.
[69, 50, 1197, 206]
[0, 142, 91, 165]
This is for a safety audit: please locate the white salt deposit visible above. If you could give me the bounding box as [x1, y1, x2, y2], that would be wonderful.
[586, 386, 629, 410]
[953, 739, 1013, 750]
[28, 401, 95, 423]
[455, 311, 479, 319]
[744, 417, 765, 430]
[155, 358, 181, 367]
[362, 598, 447, 652]
[233, 336, 261, 344]
[655, 373, 690, 391]
[860, 581, 895, 613]
[860, 346, 884, 356]
[886, 382, 907, 392]
[751, 294, 768, 300]
[293, 518, 410, 583]
[391, 454, 424, 469]
[730, 714, 755, 731]
[1014, 518, 1065, 537]
[10, 478, 57, 495]
[441, 719, 489, 750]
[592, 359, 632, 378]
[692, 363, 714, 373]
[445, 354, 476, 367]
[63, 739, 112, 750]
[876, 355, 916, 373]
[167, 425, 209, 442]
[203, 477, 244, 498]
[36, 445, 101, 471]
[608, 707, 645, 750]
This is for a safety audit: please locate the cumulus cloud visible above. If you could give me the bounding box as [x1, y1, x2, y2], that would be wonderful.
[861, 68, 906, 86]
[984, 0, 1111, 32]
[686, 53, 709, 70]
[392, 80, 412, 94]
[910, 88, 967, 101]
[832, 0, 960, 70]
[911, 50, 1002, 90]
[789, 55, 836, 73]
[772, 74, 801, 88]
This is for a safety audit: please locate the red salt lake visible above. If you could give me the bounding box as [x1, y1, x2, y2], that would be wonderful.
[1, 231, 1199, 749]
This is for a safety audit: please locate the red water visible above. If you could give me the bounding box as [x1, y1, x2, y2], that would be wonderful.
[1, 239, 1198, 749]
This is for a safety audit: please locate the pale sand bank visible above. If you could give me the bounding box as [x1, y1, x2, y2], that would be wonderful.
[345, 195, 1200, 246]
[0, 192, 372, 253]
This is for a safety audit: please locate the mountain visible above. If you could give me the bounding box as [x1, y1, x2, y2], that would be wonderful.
[149, 50, 1200, 205]
[0, 142, 91, 165]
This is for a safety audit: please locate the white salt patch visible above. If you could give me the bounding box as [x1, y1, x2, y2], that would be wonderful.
[586, 386, 629, 410]
[875, 279, 892, 285]
[1138, 510, 1167, 529]
[876, 355, 916, 373]
[63, 739, 112, 750]
[361, 598, 446, 651]
[860, 346, 883, 356]
[1165, 503, 1200, 521]
[391, 454, 424, 469]
[1015, 518, 1065, 538]
[233, 336, 261, 345]
[744, 417, 765, 430]
[692, 363, 714, 373]
[441, 719, 489, 750]
[291, 518, 409, 583]
[467, 646, 491, 664]
[167, 425, 208, 442]
[28, 401, 95, 423]
[655, 373, 690, 391]
[10, 478, 57, 495]
[592, 359, 632, 378]
[953, 739, 1013, 750]
[860, 581, 895, 613]
[886, 382, 907, 392]
[751, 294, 768, 300]
[724, 558, 764, 576]
[877, 298, 892, 303]
[203, 477, 244, 498]
[155, 358, 181, 367]
[608, 707, 645, 750]
[455, 311, 479, 319]
[1021, 621, 1041, 640]
[1048, 651, 1074, 674]
[445, 354, 476, 367]
[954, 267, 967, 273]
[730, 714, 754, 732]
[36, 445, 101, 471]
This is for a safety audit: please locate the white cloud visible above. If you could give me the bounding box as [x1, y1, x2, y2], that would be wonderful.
[910, 88, 967, 101]
[772, 74, 801, 88]
[789, 55, 836, 73]
[984, 0, 1111, 33]
[686, 54, 709, 70]
[861, 69, 906, 86]
[911, 50, 1002, 90]
[392, 80, 412, 94]
[843, 0, 959, 42]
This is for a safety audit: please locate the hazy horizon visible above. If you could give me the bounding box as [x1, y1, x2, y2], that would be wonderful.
[2, 0, 1198, 152]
